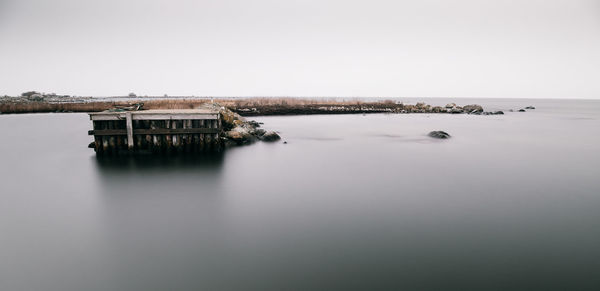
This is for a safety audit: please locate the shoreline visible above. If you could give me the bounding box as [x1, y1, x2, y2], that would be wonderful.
[0, 96, 501, 116]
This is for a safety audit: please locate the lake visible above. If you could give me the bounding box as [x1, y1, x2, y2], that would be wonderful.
[1, 98, 599, 290]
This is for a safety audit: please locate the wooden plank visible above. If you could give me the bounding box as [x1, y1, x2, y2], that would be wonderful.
[88, 129, 126, 135]
[91, 113, 219, 121]
[90, 114, 125, 121]
[131, 114, 219, 120]
[136, 128, 220, 135]
[89, 128, 220, 136]
[126, 112, 134, 150]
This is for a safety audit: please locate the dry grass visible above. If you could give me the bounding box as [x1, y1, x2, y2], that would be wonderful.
[219, 97, 398, 108]
[142, 99, 210, 110]
[0, 99, 212, 113]
[0, 97, 401, 114]
[0, 101, 118, 113]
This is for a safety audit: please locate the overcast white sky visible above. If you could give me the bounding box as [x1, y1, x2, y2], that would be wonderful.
[1, 0, 599, 98]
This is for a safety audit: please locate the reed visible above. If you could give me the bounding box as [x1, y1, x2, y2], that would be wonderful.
[0, 97, 402, 114]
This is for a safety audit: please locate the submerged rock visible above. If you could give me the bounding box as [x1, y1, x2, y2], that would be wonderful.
[483, 111, 504, 115]
[428, 131, 451, 139]
[518, 109, 526, 112]
[261, 131, 281, 142]
[525, 106, 536, 110]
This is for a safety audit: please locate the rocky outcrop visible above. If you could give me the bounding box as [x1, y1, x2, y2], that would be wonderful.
[463, 104, 483, 113]
[450, 108, 464, 114]
[198, 102, 282, 147]
[229, 101, 489, 116]
[227, 101, 532, 117]
[428, 131, 451, 139]
[444, 103, 488, 115]
[482, 111, 504, 115]
[431, 106, 445, 113]
[224, 126, 257, 145]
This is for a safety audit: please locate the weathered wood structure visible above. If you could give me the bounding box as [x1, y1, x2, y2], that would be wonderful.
[88, 109, 222, 154]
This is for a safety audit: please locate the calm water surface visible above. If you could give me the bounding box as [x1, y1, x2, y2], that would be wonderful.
[1, 99, 599, 290]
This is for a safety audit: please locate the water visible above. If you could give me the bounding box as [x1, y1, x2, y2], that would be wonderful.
[1, 99, 599, 291]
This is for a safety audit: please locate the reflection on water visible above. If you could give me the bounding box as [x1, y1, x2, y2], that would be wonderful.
[1, 100, 600, 291]
[91, 154, 230, 291]
[93, 152, 225, 172]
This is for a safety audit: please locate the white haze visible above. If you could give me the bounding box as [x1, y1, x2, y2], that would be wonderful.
[0, 0, 599, 98]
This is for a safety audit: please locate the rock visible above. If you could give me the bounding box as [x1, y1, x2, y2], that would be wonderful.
[415, 103, 430, 111]
[261, 131, 281, 142]
[247, 120, 261, 128]
[525, 106, 535, 110]
[252, 128, 266, 137]
[463, 104, 483, 113]
[88, 141, 95, 148]
[428, 131, 451, 139]
[482, 111, 504, 115]
[450, 107, 464, 114]
[432, 106, 444, 113]
[225, 130, 245, 141]
[445, 103, 456, 109]
[225, 127, 256, 145]
[198, 102, 245, 131]
[518, 109, 526, 112]
[197, 102, 279, 146]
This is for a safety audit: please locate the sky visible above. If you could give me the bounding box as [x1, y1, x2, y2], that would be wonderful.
[0, 0, 599, 98]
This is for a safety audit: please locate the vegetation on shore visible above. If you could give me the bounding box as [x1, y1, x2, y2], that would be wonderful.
[0, 93, 497, 116]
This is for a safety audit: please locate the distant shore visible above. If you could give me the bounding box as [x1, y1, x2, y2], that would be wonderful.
[0, 95, 499, 116]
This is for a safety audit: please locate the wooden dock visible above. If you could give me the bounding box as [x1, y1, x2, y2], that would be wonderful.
[88, 109, 222, 154]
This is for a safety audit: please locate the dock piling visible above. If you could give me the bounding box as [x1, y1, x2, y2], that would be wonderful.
[88, 109, 222, 155]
